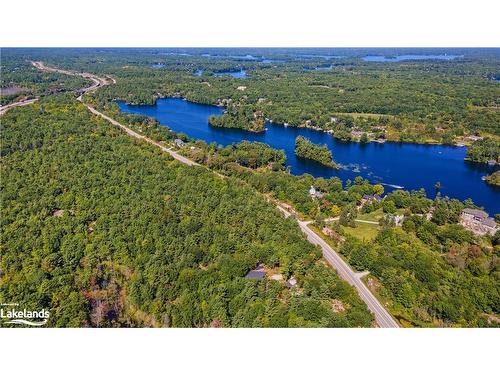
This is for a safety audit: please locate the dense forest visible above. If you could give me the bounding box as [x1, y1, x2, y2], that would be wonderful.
[0, 96, 373, 327]
[178, 140, 500, 327]
[188, 141, 500, 326]
[295, 136, 336, 168]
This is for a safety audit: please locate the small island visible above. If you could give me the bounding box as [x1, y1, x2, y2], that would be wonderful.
[485, 171, 500, 186]
[208, 105, 265, 133]
[295, 135, 337, 168]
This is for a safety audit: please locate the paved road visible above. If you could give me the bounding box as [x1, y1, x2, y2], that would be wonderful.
[297, 220, 398, 328]
[276, 207, 398, 327]
[0, 98, 39, 116]
[34, 61, 398, 328]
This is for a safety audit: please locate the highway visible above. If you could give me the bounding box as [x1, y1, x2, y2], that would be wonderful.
[33, 61, 399, 328]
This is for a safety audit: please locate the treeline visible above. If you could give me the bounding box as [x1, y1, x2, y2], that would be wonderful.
[181, 140, 286, 170]
[0, 96, 373, 327]
[295, 136, 336, 168]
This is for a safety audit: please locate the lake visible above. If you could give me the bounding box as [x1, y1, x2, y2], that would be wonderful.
[194, 69, 247, 78]
[214, 69, 247, 78]
[117, 98, 499, 215]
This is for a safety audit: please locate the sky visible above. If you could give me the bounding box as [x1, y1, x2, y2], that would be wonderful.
[2, 0, 499, 47]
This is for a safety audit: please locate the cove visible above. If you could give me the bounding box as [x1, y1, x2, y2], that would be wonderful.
[117, 98, 499, 215]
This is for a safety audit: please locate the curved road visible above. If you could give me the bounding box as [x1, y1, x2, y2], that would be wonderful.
[0, 98, 39, 116]
[32, 61, 198, 166]
[33, 61, 398, 327]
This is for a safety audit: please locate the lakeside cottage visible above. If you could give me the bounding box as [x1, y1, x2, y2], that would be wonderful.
[460, 208, 498, 236]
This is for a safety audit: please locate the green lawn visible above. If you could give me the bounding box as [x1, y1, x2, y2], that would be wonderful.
[342, 222, 380, 241]
[357, 208, 405, 222]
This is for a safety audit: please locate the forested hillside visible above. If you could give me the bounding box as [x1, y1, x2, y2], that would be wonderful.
[0, 96, 373, 327]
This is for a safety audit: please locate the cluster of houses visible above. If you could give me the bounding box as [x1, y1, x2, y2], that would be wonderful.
[311, 187, 498, 236]
[349, 130, 386, 143]
[460, 208, 498, 236]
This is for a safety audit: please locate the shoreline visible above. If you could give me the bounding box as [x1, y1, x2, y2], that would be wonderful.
[118, 95, 498, 149]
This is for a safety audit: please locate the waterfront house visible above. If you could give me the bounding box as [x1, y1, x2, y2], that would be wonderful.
[362, 194, 382, 203]
[460, 208, 498, 235]
[426, 207, 435, 221]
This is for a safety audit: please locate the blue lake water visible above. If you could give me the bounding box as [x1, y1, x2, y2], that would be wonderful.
[117, 98, 499, 215]
[214, 69, 247, 78]
[362, 54, 463, 62]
